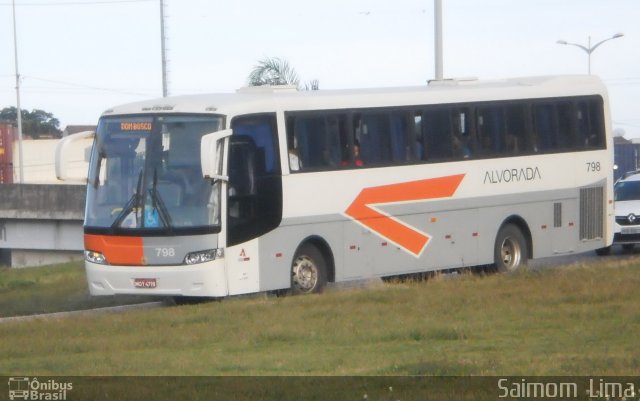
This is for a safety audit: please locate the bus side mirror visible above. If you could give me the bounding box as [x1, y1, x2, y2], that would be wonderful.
[55, 131, 95, 183]
[201, 129, 232, 181]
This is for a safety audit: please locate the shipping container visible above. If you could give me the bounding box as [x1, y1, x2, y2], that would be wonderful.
[0, 122, 14, 184]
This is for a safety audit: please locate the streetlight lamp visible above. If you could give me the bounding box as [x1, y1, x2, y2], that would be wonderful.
[556, 33, 624, 75]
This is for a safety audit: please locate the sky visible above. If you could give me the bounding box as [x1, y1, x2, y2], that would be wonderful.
[0, 0, 639, 137]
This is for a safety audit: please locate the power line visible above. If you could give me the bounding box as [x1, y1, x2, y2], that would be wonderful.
[24, 76, 156, 97]
[0, 0, 153, 6]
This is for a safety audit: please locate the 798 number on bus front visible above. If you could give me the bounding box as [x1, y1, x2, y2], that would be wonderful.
[586, 161, 601, 172]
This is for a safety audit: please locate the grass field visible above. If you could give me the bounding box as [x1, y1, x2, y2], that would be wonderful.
[0, 258, 639, 376]
[0, 262, 156, 317]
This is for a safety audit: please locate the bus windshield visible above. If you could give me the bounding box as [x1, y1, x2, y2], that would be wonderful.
[85, 115, 224, 233]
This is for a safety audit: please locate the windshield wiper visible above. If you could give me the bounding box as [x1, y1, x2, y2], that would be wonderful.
[147, 168, 174, 231]
[111, 169, 144, 229]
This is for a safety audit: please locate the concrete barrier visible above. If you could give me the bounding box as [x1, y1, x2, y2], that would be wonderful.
[0, 184, 85, 268]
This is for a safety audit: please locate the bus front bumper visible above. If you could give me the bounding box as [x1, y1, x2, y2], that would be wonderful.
[85, 259, 228, 297]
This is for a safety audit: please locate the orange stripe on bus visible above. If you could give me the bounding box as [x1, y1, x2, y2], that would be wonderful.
[84, 234, 144, 265]
[345, 174, 465, 256]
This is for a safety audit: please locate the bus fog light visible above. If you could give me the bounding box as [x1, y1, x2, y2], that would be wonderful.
[184, 249, 223, 265]
[85, 250, 107, 265]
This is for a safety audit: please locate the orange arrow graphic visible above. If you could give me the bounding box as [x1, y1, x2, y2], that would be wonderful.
[345, 174, 465, 256]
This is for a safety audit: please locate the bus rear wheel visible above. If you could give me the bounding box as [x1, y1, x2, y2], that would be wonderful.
[290, 243, 327, 295]
[493, 224, 528, 272]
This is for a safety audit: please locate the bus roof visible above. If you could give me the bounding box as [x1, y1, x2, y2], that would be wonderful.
[101, 75, 607, 119]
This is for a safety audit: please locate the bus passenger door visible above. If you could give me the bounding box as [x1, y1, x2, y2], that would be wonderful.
[225, 239, 260, 295]
[224, 114, 283, 295]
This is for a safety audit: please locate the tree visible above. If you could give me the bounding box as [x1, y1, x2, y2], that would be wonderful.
[247, 57, 319, 90]
[0, 107, 62, 139]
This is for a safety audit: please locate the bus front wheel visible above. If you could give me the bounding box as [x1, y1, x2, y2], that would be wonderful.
[493, 224, 528, 272]
[290, 243, 327, 295]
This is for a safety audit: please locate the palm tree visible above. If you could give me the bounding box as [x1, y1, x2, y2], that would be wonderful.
[304, 79, 320, 91]
[247, 57, 318, 90]
[248, 57, 300, 87]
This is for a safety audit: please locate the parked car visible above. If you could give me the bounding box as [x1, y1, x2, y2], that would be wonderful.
[597, 171, 640, 255]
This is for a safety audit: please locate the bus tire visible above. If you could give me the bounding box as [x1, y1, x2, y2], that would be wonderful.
[595, 246, 611, 256]
[290, 243, 327, 295]
[493, 224, 528, 272]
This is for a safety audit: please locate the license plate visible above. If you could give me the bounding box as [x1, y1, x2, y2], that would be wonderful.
[621, 226, 640, 235]
[134, 278, 157, 289]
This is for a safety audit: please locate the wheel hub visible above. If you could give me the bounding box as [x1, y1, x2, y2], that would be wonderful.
[500, 237, 521, 269]
[292, 255, 318, 292]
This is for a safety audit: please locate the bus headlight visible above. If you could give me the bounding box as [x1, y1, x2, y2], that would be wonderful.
[184, 249, 224, 265]
[85, 250, 107, 265]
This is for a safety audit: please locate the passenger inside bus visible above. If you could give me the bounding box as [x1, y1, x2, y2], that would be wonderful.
[453, 133, 472, 158]
[340, 142, 363, 167]
[288, 145, 302, 171]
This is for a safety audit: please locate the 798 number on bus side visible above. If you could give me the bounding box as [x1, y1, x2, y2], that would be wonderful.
[586, 161, 601, 172]
[155, 247, 176, 257]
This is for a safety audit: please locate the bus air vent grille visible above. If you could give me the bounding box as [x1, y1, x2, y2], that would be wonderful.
[579, 186, 604, 240]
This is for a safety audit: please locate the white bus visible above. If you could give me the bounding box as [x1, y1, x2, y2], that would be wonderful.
[56, 75, 613, 299]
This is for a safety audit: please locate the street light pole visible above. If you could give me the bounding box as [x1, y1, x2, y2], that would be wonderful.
[11, 0, 25, 184]
[556, 33, 624, 75]
[434, 0, 443, 80]
[160, 0, 168, 97]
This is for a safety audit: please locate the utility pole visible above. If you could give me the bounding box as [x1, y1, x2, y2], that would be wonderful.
[12, 0, 24, 183]
[434, 0, 443, 80]
[160, 0, 168, 97]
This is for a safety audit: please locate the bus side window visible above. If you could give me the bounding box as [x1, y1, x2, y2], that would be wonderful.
[534, 103, 558, 152]
[505, 104, 531, 154]
[290, 114, 342, 170]
[452, 108, 474, 159]
[587, 97, 605, 148]
[356, 113, 392, 165]
[557, 102, 577, 149]
[326, 115, 348, 167]
[413, 113, 424, 160]
[294, 116, 326, 169]
[286, 117, 301, 171]
[477, 107, 504, 156]
[577, 98, 605, 149]
[423, 109, 452, 160]
[390, 111, 413, 163]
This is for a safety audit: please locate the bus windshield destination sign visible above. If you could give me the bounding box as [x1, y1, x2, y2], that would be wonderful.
[120, 122, 152, 131]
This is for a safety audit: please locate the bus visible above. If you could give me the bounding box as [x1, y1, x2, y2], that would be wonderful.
[55, 75, 613, 299]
